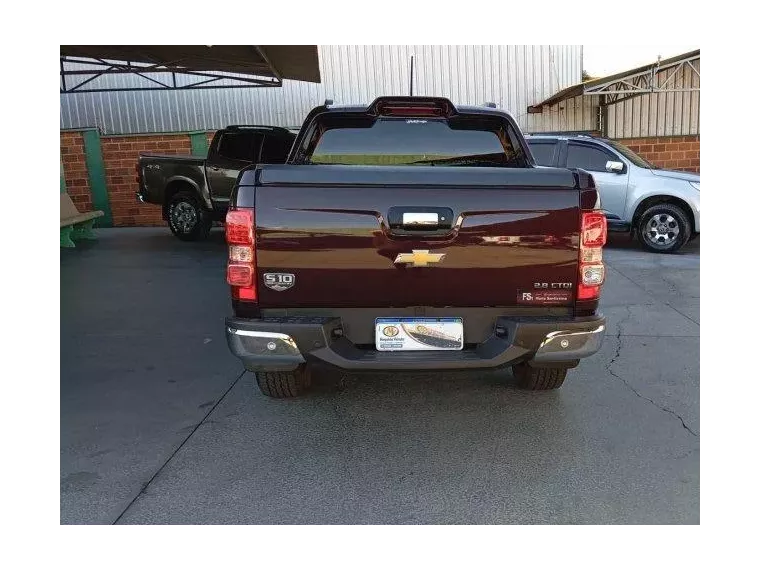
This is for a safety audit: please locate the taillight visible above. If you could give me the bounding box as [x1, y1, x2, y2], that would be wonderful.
[578, 211, 607, 300]
[379, 105, 443, 117]
[226, 209, 256, 301]
[373, 98, 453, 118]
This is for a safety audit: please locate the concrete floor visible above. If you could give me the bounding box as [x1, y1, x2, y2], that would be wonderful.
[61, 228, 699, 524]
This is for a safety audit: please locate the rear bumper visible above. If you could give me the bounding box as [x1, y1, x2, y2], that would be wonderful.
[226, 313, 606, 372]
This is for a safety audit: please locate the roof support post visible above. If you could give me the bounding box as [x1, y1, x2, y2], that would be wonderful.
[598, 95, 609, 137]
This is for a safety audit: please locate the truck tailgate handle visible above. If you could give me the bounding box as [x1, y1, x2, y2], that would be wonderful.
[388, 206, 455, 236]
[403, 212, 439, 227]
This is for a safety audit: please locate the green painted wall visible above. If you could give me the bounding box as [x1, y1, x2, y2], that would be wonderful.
[60, 159, 66, 194]
[81, 130, 113, 227]
[189, 131, 209, 156]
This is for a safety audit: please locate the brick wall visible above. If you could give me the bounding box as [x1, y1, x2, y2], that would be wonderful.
[60, 131, 93, 211]
[100, 134, 192, 226]
[61, 129, 700, 227]
[614, 135, 700, 173]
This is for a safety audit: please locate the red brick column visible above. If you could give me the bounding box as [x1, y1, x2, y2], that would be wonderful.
[100, 134, 193, 226]
[60, 131, 93, 211]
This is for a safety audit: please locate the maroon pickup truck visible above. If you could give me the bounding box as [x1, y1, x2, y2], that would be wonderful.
[225, 97, 607, 398]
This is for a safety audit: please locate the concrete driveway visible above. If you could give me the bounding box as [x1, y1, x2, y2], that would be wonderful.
[60, 229, 699, 524]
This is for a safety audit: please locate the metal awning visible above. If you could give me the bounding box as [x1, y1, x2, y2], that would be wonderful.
[528, 49, 699, 113]
[60, 45, 320, 93]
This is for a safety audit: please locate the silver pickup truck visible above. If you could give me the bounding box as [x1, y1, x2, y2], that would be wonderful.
[527, 134, 700, 253]
[136, 125, 296, 241]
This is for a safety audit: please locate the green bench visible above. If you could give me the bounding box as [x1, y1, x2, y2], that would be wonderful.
[60, 193, 104, 247]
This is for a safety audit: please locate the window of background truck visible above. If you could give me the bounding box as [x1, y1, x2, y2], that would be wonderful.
[260, 134, 295, 164]
[567, 143, 616, 172]
[528, 141, 557, 166]
[308, 116, 528, 167]
[218, 132, 262, 162]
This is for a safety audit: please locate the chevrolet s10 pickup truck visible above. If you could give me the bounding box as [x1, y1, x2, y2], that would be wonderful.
[224, 97, 608, 398]
[136, 125, 296, 241]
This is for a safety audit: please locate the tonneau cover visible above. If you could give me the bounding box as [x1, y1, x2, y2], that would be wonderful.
[242, 165, 578, 189]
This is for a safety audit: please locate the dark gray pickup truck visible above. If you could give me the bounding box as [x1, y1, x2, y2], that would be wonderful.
[136, 125, 296, 240]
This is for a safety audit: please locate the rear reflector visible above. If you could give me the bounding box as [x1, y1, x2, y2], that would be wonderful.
[231, 285, 257, 301]
[577, 283, 600, 300]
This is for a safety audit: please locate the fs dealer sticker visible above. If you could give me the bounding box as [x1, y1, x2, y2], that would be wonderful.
[517, 290, 572, 305]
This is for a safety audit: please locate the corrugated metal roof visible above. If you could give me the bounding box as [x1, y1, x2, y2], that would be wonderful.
[528, 49, 700, 111]
[60, 45, 321, 83]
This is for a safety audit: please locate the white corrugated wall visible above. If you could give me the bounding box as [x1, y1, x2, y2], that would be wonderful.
[606, 58, 700, 138]
[532, 56, 701, 138]
[60, 45, 586, 134]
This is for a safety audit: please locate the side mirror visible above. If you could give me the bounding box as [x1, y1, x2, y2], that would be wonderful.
[605, 160, 625, 174]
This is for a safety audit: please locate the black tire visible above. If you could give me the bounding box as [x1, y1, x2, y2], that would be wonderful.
[636, 203, 691, 253]
[512, 362, 568, 390]
[167, 191, 212, 242]
[255, 367, 312, 398]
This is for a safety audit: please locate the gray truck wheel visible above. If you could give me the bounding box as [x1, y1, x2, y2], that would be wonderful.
[167, 191, 212, 241]
[512, 363, 568, 390]
[636, 203, 691, 253]
[255, 367, 312, 398]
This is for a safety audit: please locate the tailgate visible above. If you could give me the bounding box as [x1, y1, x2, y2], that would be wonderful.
[248, 165, 580, 308]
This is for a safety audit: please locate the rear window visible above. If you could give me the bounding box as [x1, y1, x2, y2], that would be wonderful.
[218, 132, 262, 162]
[302, 116, 528, 167]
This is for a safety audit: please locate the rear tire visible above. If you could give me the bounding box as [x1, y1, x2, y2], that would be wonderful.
[636, 203, 691, 253]
[167, 191, 212, 242]
[512, 363, 568, 390]
[255, 366, 312, 398]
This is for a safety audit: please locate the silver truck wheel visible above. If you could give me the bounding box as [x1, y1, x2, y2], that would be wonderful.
[636, 203, 691, 253]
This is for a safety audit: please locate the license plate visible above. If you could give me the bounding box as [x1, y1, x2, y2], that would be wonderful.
[375, 318, 463, 351]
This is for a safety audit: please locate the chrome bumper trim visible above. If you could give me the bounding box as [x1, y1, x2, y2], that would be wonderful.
[226, 327, 305, 371]
[533, 324, 606, 362]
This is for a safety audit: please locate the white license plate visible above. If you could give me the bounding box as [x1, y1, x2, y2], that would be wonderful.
[375, 318, 463, 351]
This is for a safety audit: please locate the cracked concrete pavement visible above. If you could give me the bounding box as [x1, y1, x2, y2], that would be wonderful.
[61, 229, 699, 524]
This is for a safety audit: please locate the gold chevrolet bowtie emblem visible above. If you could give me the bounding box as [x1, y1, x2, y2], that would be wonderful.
[394, 250, 446, 267]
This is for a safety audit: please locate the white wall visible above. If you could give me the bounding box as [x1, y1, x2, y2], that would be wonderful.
[60, 45, 584, 134]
